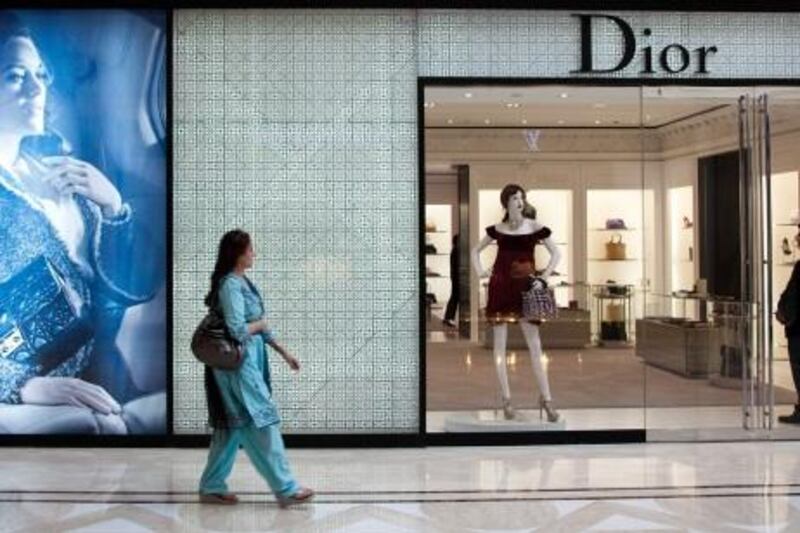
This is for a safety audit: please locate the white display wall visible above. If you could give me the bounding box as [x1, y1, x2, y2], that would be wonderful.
[668, 186, 696, 293]
[424, 204, 453, 309]
[771, 172, 800, 351]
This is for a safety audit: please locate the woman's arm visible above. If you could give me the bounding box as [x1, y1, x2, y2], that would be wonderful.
[530, 220, 560, 281]
[218, 277, 266, 344]
[266, 338, 300, 371]
[471, 235, 494, 279]
[539, 237, 561, 281]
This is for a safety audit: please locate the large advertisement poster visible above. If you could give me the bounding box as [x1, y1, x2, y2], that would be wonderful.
[0, 10, 167, 435]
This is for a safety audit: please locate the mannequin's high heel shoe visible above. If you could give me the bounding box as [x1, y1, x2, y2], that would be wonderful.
[539, 396, 560, 423]
[501, 397, 516, 420]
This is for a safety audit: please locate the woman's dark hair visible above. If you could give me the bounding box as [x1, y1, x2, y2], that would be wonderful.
[205, 229, 252, 307]
[500, 184, 537, 222]
[0, 12, 32, 44]
[1, 11, 63, 156]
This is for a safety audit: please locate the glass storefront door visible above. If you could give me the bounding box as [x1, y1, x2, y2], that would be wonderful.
[642, 86, 800, 441]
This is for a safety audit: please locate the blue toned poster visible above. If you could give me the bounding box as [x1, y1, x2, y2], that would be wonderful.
[0, 10, 167, 435]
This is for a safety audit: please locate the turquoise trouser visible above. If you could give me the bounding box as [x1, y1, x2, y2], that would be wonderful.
[199, 424, 299, 498]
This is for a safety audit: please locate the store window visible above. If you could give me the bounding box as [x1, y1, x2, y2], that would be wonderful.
[424, 83, 800, 441]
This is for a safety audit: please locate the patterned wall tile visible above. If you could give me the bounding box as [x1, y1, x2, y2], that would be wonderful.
[173, 9, 418, 434]
[174, 8, 799, 435]
[417, 10, 800, 79]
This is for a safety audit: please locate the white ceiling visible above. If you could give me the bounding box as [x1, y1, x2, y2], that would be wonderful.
[424, 85, 800, 128]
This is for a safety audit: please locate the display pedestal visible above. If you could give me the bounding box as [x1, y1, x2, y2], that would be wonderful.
[709, 375, 744, 390]
[481, 309, 591, 349]
[636, 318, 718, 378]
[444, 412, 566, 432]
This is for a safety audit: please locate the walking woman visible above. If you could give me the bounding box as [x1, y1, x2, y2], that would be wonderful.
[199, 229, 313, 507]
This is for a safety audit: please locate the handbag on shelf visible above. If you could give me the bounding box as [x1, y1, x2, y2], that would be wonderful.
[191, 309, 243, 370]
[606, 281, 628, 296]
[425, 244, 438, 255]
[605, 233, 627, 260]
[601, 321, 627, 341]
[605, 218, 627, 230]
[521, 276, 557, 321]
[425, 221, 437, 232]
[0, 256, 93, 374]
[606, 302, 625, 322]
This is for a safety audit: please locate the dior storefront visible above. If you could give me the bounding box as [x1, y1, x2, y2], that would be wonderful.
[2, 5, 799, 446]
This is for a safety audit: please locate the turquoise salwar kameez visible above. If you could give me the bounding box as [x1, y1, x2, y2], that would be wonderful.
[199, 274, 299, 499]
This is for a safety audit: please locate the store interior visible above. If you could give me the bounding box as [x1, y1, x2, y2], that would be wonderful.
[424, 84, 800, 439]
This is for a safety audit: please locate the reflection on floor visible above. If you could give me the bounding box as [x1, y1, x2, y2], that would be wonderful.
[427, 405, 800, 438]
[428, 318, 800, 434]
[427, 339, 797, 410]
[4, 442, 800, 531]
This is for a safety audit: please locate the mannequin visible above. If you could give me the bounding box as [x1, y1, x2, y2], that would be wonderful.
[471, 184, 561, 422]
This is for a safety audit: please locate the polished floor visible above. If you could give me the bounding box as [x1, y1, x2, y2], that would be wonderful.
[4, 441, 800, 531]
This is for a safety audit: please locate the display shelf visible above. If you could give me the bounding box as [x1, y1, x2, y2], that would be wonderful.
[593, 293, 632, 300]
[425, 253, 450, 257]
[425, 230, 448, 234]
[426, 275, 448, 280]
[588, 258, 640, 262]
[590, 227, 639, 232]
[776, 223, 800, 227]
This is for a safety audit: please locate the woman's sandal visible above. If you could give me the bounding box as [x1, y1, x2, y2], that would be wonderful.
[277, 487, 314, 508]
[199, 493, 239, 505]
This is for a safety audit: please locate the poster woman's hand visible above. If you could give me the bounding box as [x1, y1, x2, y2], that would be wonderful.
[41, 156, 123, 218]
[20, 377, 122, 415]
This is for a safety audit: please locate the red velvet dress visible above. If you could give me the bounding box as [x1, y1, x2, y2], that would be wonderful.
[485, 224, 552, 323]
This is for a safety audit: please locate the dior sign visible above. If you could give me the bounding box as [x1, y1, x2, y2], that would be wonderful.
[571, 14, 718, 75]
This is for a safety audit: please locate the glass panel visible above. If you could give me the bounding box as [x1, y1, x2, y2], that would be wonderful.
[424, 84, 645, 434]
[757, 87, 800, 438]
[642, 86, 764, 441]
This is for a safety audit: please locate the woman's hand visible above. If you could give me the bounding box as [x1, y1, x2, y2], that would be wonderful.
[19, 377, 122, 415]
[41, 156, 123, 217]
[282, 352, 301, 371]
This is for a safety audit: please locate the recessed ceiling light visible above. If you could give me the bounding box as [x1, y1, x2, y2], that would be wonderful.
[593, 103, 607, 109]
[423, 101, 436, 109]
[505, 102, 521, 109]
[521, 119, 528, 125]
[557, 120, 565, 125]
[447, 118, 454, 125]
[594, 120, 602, 125]
[560, 93, 569, 99]
[484, 119, 491, 125]
[464, 92, 473, 99]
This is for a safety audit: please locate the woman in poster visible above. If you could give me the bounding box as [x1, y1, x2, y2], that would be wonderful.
[0, 11, 164, 433]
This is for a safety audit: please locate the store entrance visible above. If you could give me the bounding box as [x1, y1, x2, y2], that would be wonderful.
[422, 82, 800, 442]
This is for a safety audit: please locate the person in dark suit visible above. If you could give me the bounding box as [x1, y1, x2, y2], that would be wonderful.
[777, 230, 800, 424]
[443, 234, 459, 329]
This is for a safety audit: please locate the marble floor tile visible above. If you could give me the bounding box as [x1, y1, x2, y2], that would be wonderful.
[3, 442, 800, 531]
